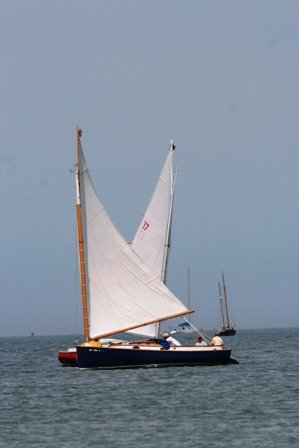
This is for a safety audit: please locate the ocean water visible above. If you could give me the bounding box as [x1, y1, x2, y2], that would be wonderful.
[0, 328, 298, 448]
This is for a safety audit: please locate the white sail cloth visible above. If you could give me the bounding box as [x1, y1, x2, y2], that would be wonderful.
[129, 146, 174, 336]
[132, 147, 174, 281]
[78, 143, 189, 340]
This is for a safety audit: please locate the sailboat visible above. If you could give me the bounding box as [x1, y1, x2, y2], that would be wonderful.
[217, 272, 236, 336]
[58, 139, 176, 365]
[60, 127, 233, 369]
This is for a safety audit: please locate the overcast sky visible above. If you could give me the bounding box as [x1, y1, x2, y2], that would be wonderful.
[1, 1, 298, 336]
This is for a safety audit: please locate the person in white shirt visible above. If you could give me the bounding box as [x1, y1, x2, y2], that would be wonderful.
[211, 332, 224, 347]
[162, 332, 181, 347]
[195, 334, 208, 346]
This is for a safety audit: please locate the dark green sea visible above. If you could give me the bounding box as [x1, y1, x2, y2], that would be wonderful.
[1, 328, 298, 447]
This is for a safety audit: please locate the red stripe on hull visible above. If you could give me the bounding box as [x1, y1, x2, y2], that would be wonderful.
[58, 350, 78, 367]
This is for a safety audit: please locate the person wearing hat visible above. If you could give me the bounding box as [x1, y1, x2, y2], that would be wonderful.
[211, 331, 224, 347]
[195, 334, 208, 346]
[162, 332, 181, 347]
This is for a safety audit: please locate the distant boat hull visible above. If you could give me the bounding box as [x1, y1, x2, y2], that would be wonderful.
[218, 327, 236, 336]
[76, 344, 232, 369]
[176, 328, 195, 334]
[58, 349, 77, 366]
[175, 322, 195, 334]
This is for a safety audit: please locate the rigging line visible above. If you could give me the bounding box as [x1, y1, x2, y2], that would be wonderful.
[161, 147, 177, 285]
[181, 316, 211, 342]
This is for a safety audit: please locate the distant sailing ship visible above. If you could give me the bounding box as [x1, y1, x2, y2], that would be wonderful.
[217, 272, 236, 336]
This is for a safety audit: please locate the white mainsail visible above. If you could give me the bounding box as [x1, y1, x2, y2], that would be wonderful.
[129, 143, 176, 337]
[77, 140, 191, 340]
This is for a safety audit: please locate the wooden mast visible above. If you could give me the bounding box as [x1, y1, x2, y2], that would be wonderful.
[76, 126, 90, 341]
[218, 280, 225, 328]
[222, 272, 230, 328]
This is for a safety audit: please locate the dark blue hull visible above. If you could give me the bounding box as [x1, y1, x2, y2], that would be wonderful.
[76, 345, 232, 369]
[218, 328, 236, 336]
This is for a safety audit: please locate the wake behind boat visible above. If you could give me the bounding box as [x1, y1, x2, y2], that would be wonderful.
[59, 127, 234, 369]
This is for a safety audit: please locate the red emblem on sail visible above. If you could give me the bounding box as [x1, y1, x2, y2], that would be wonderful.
[143, 221, 150, 231]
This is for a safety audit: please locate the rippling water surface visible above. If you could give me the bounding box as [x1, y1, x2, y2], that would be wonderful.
[1, 328, 298, 447]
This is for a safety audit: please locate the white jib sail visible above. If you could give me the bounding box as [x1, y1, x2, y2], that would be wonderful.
[130, 145, 175, 337]
[132, 146, 174, 279]
[78, 143, 189, 340]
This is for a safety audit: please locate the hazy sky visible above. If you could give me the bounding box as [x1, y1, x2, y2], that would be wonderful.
[1, 1, 298, 336]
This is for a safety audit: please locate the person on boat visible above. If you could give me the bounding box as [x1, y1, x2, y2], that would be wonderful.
[195, 334, 208, 346]
[162, 332, 181, 347]
[211, 331, 224, 347]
